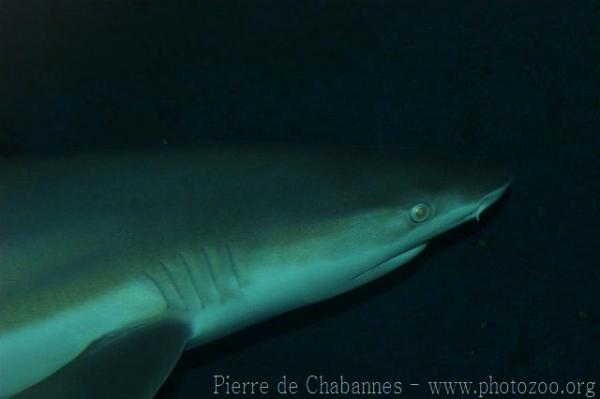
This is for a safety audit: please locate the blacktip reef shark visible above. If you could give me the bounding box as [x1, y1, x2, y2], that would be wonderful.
[0, 144, 511, 398]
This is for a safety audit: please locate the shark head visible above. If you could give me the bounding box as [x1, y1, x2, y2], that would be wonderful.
[241, 148, 512, 307]
[344, 152, 512, 284]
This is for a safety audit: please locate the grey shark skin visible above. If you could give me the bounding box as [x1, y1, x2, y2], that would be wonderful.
[0, 145, 511, 398]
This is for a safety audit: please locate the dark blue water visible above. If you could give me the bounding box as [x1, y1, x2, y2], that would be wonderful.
[1, 1, 598, 398]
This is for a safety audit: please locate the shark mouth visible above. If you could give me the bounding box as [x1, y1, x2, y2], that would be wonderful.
[351, 243, 428, 281]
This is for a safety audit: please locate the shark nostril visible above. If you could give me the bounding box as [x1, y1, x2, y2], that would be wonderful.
[473, 182, 511, 221]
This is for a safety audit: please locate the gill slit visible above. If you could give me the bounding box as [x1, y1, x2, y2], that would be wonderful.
[179, 251, 205, 309]
[226, 244, 243, 288]
[201, 247, 223, 303]
[142, 271, 169, 308]
[160, 260, 187, 310]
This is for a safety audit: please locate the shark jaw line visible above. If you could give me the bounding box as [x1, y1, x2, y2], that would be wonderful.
[351, 242, 428, 282]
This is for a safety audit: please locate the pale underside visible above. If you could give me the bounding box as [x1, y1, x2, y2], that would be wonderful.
[1, 237, 427, 398]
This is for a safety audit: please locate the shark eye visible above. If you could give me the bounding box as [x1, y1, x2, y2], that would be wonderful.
[409, 203, 432, 223]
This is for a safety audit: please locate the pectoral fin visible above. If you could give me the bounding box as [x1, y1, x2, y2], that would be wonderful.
[14, 318, 190, 399]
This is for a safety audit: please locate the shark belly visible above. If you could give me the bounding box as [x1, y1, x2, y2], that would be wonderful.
[185, 266, 310, 348]
[185, 243, 428, 348]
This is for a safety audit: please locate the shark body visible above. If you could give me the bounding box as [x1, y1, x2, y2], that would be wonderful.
[0, 145, 510, 398]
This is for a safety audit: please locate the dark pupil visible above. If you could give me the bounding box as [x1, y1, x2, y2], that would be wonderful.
[414, 205, 428, 220]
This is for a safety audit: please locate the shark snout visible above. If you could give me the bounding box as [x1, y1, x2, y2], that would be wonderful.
[473, 177, 512, 221]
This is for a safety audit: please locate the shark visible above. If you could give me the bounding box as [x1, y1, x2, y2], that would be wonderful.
[0, 144, 511, 398]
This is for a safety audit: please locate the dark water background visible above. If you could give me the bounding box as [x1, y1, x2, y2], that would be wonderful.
[1, 1, 598, 398]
